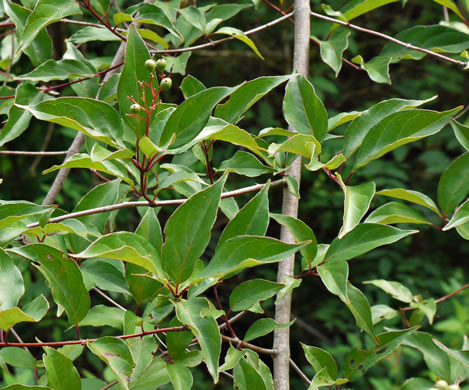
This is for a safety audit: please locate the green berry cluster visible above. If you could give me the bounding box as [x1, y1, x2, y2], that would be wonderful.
[145, 57, 172, 91]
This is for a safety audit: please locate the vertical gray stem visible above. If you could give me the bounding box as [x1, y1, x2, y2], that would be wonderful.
[273, 1, 310, 389]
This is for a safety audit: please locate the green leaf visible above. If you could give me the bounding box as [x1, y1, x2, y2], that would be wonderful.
[136, 28, 168, 49]
[205, 4, 252, 34]
[352, 55, 391, 84]
[4, 0, 53, 66]
[135, 208, 163, 253]
[438, 152, 469, 215]
[328, 111, 361, 131]
[43, 347, 81, 390]
[214, 27, 263, 59]
[371, 304, 398, 324]
[325, 224, 418, 262]
[433, 0, 464, 18]
[78, 305, 124, 330]
[0, 84, 46, 147]
[0, 201, 53, 229]
[377, 188, 441, 216]
[16, 59, 95, 82]
[175, 297, 221, 382]
[451, 119, 469, 151]
[179, 6, 206, 31]
[22, 295, 49, 323]
[26, 219, 101, 241]
[403, 332, 452, 380]
[317, 260, 349, 302]
[338, 178, 376, 238]
[126, 263, 160, 305]
[218, 182, 270, 247]
[270, 213, 317, 264]
[43, 154, 133, 185]
[76, 232, 164, 279]
[167, 363, 193, 390]
[433, 339, 469, 368]
[0, 347, 36, 369]
[180, 75, 206, 99]
[341, 0, 399, 21]
[444, 198, 469, 230]
[88, 337, 134, 390]
[365, 202, 431, 225]
[129, 3, 182, 40]
[161, 86, 236, 149]
[229, 279, 283, 312]
[0, 248, 24, 310]
[381, 25, 469, 62]
[207, 124, 265, 154]
[345, 282, 376, 341]
[282, 74, 328, 141]
[343, 96, 437, 158]
[68, 180, 120, 252]
[217, 151, 275, 177]
[91, 0, 109, 15]
[81, 260, 129, 295]
[219, 346, 245, 372]
[156, 170, 206, 195]
[344, 327, 418, 380]
[18, 0, 81, 53]
[21, 97, 127, 148]
[11, 244, 90, 325]
[165, 52, 191, 75]
[315, 28, 350, 76]
[276, 276, 302, 304]
[411, 298, 437, 325]
[162, 174, 227, 284]
[0, 307, 36, 331]
[129, 357, 170, 389]
[215, 75, 290, 124]
[233, 355, 268, 390]
[199, 236, 306, 280]
[351, 107, 461, 171]
[117, 26, 152, 130]
[68, 26, 120, 44]
[363, 279, 414, 303]
[305, 153, 346, 172]
[268, 134, 320, 159]
[244, 318, 292, 342]
[302, 344, 338, 380]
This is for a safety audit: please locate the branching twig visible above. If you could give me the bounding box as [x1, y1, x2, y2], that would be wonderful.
[0, 150, 68, 156]
[289, 358, 311, 386]
[30, 179, 285, 228]
[221, 334, 277, 356]
[310, 11, 468, 67]
[151, 12, 294, 55]
[93, 287, 127, 311]
[0, 326, 186, 347]
[400, 283, 469, 312]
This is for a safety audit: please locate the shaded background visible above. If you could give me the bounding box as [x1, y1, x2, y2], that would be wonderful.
[1, 0, 468, 388]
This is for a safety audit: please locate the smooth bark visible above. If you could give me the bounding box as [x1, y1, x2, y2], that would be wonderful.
[273, 1, 310, 389]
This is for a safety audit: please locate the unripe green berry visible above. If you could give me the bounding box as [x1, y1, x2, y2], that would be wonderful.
[130, 103, 143, 114]
[156, 58, 167, 72]
[145, 59, 157, 72]
[435, 380, 449, 390]
[448, 385, 460, 390]
[161, 77, 172, 91]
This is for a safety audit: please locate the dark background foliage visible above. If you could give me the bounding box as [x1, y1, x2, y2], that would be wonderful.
[1, 0, 468, 388]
